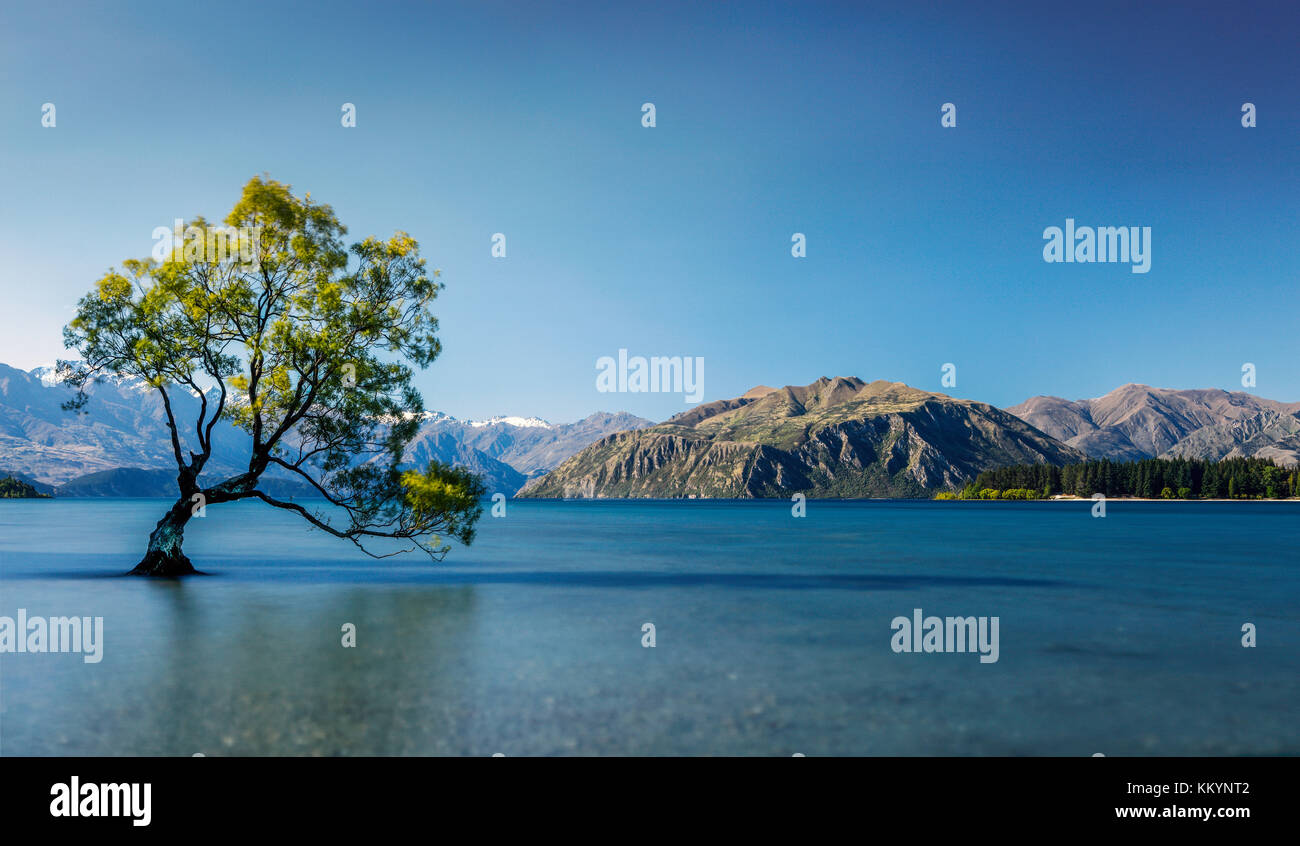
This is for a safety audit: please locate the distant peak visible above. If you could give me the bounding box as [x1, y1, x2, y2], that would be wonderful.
[741, 385, 778, 399]
[465, 415, 552, 429]
[29, 364, 65, 387]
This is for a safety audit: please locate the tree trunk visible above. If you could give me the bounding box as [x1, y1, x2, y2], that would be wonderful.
[130, 499, 199, 576]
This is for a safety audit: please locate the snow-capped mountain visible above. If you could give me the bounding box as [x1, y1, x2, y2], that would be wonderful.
[390, 410, 658, 494]
[465, 415, 551, 429]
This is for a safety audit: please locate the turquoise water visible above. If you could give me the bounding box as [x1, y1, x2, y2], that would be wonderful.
[0, 498, 1296, 756]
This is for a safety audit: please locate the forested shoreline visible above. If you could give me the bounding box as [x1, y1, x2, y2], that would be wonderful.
[938, 457, 1300, 500]
[0, 475, 50, 498]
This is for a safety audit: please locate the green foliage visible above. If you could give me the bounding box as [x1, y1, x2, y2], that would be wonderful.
[959, 456, 1296, 501]
[402, 461, 487, 549]
[0, 476, 49, 498]
[61, 176, 481, 561]
[935, 486, 1043, 501]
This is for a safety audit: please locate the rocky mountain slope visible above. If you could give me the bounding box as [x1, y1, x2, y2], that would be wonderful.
[519, 377, 1082, 499]
[1008, 384, 1300, 465]
[1159, 409, 1300, 466]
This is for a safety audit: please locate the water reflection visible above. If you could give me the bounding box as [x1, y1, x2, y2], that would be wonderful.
[3, 581, 478, 755]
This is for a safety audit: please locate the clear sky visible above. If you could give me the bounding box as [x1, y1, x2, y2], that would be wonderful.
[1, 0, 1296, 423]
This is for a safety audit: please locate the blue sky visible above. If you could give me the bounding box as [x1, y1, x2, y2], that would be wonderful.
[1, 0, 1296, 422]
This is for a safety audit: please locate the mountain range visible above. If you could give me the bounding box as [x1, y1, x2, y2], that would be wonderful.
[519, 378, 1082, 498]
[1008, 384, 1300, 466]
[4, 360, 1297, 499]
[525, 378, 1300, 499]
[0, 362, 650, 497]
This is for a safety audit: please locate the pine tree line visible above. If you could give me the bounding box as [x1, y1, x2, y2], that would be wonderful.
[945, 457, 1300, 500]
[0, 475, 50, 498]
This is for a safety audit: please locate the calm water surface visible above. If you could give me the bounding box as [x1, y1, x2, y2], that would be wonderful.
[0, 499, 1296, 756]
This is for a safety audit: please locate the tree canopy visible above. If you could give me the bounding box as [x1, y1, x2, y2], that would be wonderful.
[62, 176, 484, 574]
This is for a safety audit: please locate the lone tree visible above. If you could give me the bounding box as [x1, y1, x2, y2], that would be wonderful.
[62, 176, 485, 575]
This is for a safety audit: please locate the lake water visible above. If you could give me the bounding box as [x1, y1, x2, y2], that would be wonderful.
[0, 498, 1296, 756]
